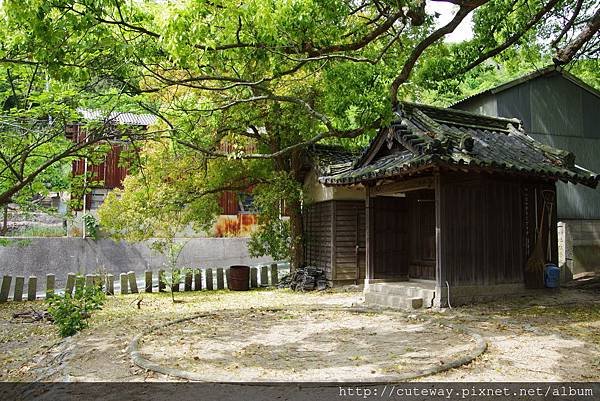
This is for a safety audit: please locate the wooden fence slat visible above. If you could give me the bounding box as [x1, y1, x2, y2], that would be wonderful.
[106, 274, 114, 295]
[225, 268, 231, 290]
[260, 266, 268, 287]
[194, 269, 202, 291]
[158, 269, 165, 292]
[270, 263, 279, 286]
[128, 271, 139, 293]
[120, 273, 129, 295]
[216, 268, 224, 290]
[206, 268, 213, 291]
[13, 276, 24, 302]
[0, 275, 11, 302]
[184, 270, 192, 291]
[250, 267, 258, 288]
[27, 276, 37, 301]
[46, 274, 55, 299]
[65, 273, 76, 296]
[145, 271, 152, 293]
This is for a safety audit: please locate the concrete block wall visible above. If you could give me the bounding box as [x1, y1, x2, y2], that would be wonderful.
[0, 237, 273, 288]
[558, 220, 600, 280]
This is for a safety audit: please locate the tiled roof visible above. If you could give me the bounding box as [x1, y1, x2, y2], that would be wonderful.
[309, 144, 359, 176]
[78, 108, 157, 126]
[318, 102, 599, 188]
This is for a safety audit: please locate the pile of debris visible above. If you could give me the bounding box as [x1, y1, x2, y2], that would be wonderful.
[278, 266, 328, 291]
[12, 308, 53, 323]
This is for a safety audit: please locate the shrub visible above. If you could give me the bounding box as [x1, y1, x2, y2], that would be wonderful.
[46, 279, 105, 337]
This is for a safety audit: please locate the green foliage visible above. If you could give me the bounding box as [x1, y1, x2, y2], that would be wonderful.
[9, 226, 65, 238]
[46, 278, 105, 337]
[82, 214, 99, 239]
[2, 0, 598, 268]
[152, 239, 187, 302]
[248, 173, 300, 261]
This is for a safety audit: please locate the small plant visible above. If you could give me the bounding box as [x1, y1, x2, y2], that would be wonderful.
[159, 268, 190, 303]
[152, 238, 188, 303]
[46, 277, 105, 337]
[82, 214, 99, 239]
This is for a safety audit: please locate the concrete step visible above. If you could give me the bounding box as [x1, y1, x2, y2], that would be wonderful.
[369, 283, 435, 301]
[364, 291, 425, 310]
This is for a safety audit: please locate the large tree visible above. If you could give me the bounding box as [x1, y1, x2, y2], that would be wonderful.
[2, 0, 597, 265]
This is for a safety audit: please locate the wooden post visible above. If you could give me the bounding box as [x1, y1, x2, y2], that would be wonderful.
[205, 268, 213, 290]
[194, 269, 202, 291]
[260, 266, 268, 287]
[65, 273, 76, 296]
[13, 276, 24, 302]
[434, 174, 446, 307]
[120, 273, 129, 295]
[216, 268, 224, 290]
[75, 275, 85, 292]
[184, 270, 192, 291]
[145, 271, 153, 293]
[0, 275, 11, 302]
[365, 186, 374, 285]
[85, 274, 95, 288]
[270, 263, 279, 286]
[250, 267, 258, 288]
[128, 271, 139, 293]
[106, 274, 114, 295]
[46, 274, 55, 299]
[158, 269, 165, 292]
[27, 276, 37, 301]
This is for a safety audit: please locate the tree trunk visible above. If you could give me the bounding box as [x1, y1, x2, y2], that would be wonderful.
[288, 197, 304, 271]
[1, 204, 7, 235]
[288, 148, 305, 271]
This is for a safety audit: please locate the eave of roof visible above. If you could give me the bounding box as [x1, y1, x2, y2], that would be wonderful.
[77, 108, 157, 126]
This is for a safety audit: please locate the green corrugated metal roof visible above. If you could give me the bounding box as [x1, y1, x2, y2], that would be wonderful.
[318, 102, 599, 187]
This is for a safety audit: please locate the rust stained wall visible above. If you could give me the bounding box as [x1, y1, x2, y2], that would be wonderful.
[213, 214, 258, 237]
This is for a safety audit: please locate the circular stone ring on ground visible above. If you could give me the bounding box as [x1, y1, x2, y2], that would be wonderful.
[129, 306, 486, 382]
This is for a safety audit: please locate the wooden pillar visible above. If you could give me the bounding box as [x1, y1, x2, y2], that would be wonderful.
[434, 174, 447, 307]
[365, 185, 375, 284]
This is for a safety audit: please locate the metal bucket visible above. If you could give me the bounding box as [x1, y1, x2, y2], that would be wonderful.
[229, 265, 250, 291]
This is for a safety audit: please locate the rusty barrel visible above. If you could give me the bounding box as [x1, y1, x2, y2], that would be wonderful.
[229, 265, 250, 291]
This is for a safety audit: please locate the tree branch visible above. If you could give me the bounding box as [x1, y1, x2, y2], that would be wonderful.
[554, 6, 600, 64]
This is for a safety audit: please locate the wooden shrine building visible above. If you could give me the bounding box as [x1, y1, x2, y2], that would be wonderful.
[302, 102, 598, 307]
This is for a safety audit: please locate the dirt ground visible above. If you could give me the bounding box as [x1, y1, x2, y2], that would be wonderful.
[139, 308, 478, 381]
[1, 276, 599, 382]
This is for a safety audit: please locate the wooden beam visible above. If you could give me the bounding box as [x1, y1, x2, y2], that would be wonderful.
[371, 176, 434, 196]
